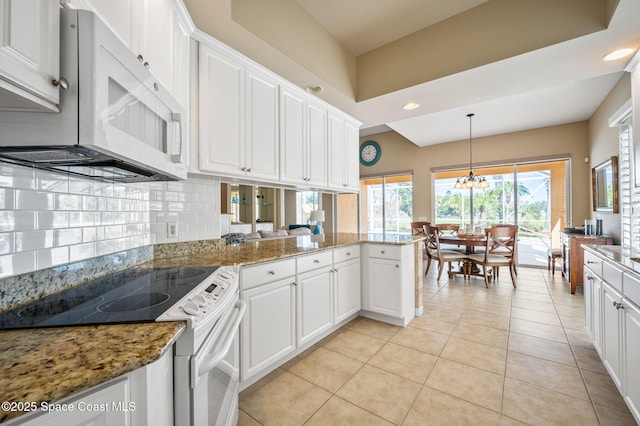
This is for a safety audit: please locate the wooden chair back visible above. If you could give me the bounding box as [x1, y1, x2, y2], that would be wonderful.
[483, 226, 517, 261]
[411, 221, 430, 236]
[436, 223, 459, 236]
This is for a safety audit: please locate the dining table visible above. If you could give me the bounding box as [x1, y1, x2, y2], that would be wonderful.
[439, 233, 487, 279]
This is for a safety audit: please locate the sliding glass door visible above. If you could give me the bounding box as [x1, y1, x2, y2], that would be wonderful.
[434, 160, 568, 267]
[360, 174, 413, 236]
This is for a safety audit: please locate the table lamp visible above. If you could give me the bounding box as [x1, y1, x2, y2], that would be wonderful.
[310, 210, 325, 234]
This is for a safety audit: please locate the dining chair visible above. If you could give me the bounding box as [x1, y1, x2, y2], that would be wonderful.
[488, 224, 518, 276]
[424, 225, 469, 280]
[411, 221, 430, 261]
[436, 223, 465, 254]
[468, 226, 517, 288]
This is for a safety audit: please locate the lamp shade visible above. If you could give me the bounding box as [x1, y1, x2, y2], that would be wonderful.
[310, 210, 325, 222]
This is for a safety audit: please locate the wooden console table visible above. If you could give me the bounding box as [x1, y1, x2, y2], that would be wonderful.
[560, 232, 613, 293]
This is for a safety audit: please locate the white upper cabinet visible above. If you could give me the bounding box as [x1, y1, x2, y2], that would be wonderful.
[0, 0, 60, 112]
[199, 44, 245, 176]
[328, 113, 360, 192]
[245, 67, 279, 181]
[198, 42, 280, 182]
[280, 87, 328, 188]
[62, 0, 193, 109]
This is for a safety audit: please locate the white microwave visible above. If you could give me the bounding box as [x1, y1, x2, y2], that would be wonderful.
[0, 9, 187, 182]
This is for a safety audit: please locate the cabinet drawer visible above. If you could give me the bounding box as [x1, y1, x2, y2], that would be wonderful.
[584, 251, 603, 277]
[603, 261, 623, 293]
[368, 244, 402, 260]
[334, 245, 360, 263]
[297, 250, 333, 274]
[241, 258, 296, 290]
[624, 272, 640, 307]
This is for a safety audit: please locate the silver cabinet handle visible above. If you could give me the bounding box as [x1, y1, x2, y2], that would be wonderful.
[587, 260, 596, 264]
[246, 168, 252, 172]
[613, 301, 625, 310]
[268, 271, 275, 275]
[137, 54, 144, 62]
[346, 252, 351, 256]
[313, 259, 320, 263]
[586, 275, 593, 281]
[396, 264, 399, 268]
[52, 78, 68, 90]
[292, 281, 298, 286]
[381, 250, 385, 254]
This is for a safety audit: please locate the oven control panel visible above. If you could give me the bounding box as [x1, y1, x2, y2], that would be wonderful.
[157, 266, 239, 327]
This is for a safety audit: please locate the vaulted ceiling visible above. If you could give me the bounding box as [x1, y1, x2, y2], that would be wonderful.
[184, 0, 639, 146]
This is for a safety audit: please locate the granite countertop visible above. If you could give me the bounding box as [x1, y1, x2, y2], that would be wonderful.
[0, 322, 184, 423]
[582, 244, 640, 276]
[151, 233, 424, 268]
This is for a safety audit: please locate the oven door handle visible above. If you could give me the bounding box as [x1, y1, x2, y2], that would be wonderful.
[191, 299, 246, 386]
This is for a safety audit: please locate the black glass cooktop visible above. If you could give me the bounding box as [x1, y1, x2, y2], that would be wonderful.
[0, 266, 219, 330]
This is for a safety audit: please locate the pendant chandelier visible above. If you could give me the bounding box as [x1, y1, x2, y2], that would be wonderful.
[454, 113, 489, 189]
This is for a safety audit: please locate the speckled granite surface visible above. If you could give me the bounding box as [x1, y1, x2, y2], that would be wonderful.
[148, 233, 423, 268]
[0, 321, 184, 423]
[582, 245, 640, 276]
[0, 246, 153, 314]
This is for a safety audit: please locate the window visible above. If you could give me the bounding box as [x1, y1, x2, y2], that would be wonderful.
[434, 160, 568, 267]
[360, 173, 413, 236]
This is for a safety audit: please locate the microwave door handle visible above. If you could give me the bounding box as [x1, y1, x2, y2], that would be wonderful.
[170, 112, 184, 163]
[191, 300, 246, 387]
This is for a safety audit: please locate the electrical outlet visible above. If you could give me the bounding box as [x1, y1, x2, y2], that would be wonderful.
[167, 222, 178, 238]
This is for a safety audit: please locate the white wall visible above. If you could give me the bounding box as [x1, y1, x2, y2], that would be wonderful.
[0, 163, 219, 278]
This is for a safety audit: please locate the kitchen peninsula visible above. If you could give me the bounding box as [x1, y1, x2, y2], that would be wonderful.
[0, 233, 423, 424]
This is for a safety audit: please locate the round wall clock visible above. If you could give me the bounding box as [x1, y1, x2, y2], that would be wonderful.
[360, 140, 381, 166]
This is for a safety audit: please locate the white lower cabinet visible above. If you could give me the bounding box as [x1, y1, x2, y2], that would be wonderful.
[601, 281, 623, 389]
[623, 299, 640, 421]
[241, 276, 296, 380]
[12, 350, 174, 426]
[334, 257, 361, 323]
[583, 249, 640, 424]
[240, 247, 363, 384]
[362, 244, 415, 326]
[13, 379, 130, 426]
[296, 266, 333, 346]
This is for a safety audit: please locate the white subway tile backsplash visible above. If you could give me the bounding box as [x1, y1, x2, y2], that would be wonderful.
[15, 190, 54, 210]
[37, 211, 69, 229]
[15, 230, 54, 251]
[0, 251, 36, 277]
[36, 246, 69, 269]
[0, 188, 14, 209]
[0, 233, 14, 255]
[0, 163, 220, 277]
[55, 193, 84, 210]
[0, 211, 36, 232]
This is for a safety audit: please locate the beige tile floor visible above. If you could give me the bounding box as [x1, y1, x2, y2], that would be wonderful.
[238, 266, 638, 425]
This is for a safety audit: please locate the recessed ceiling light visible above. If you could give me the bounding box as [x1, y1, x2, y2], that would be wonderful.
[305, 84, 324, 94]
[403, 102, 420, 110]
[603, 48, 635, 61]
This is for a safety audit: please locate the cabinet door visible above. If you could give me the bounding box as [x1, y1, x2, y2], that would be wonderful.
[623, 300, 640, 423]
[334, 258, 361, 323]
[279, 87, 306, 185]
[306, 101, 328, 187]
[583, 267, 595, 336]
[241, 278, 295, 380]
[368, 257, 402, 317]
[24, 378, 129, 426]
[297, 267, 333, 346]
[327, 113, 346, 190]
[199, 44, 245, 175]
[593, 276, 603, 355]
[344, 120, 361, 192]
[602, 281, 623, 389]
[245, 67, 279, 181]
[0, 0, 59, 111]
